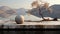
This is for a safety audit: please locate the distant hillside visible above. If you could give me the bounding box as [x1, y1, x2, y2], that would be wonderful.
[0, 6, 16, 18]
[29, 6, 50, 18]
[8, 8, 28, 20]
[15, 8, 27, 15]
[29, 4, 60, 18]
[49, 5, 60, 18]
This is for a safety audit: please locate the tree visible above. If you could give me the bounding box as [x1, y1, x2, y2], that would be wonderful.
[43, 2, 52, 14]
[31, 1, 45, 19]
[31, 0, 52, 20]
[31, 1, 39, 8]
[27, 10, 31, 16]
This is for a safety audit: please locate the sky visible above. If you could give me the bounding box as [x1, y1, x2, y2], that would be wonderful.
[0, 0, 60, 9]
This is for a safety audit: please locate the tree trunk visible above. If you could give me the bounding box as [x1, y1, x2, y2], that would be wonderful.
[38, 7, 45, 20]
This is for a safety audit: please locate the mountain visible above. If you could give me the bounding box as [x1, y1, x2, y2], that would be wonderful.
[0, 6, 16, 18]
[0, 6, 11, 11]
[15, 8, 27, 15]
[49, 5, 60, 18]
[29, 7, 50, 18]
[29, 4, 60, 19]
[0, 6, 28, 18]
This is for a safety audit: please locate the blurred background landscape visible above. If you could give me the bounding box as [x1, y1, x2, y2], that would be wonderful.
[0, 0, 60, 23]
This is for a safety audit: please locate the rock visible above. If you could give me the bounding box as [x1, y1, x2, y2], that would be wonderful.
[15, 15, 24, 24]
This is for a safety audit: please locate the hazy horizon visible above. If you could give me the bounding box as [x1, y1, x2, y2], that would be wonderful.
[0, 0, 60, 9]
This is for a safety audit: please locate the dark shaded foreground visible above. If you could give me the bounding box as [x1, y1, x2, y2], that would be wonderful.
[0, 30, 60, 34]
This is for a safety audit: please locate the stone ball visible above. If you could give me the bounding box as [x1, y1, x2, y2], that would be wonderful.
[15, 15, 24, 24]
